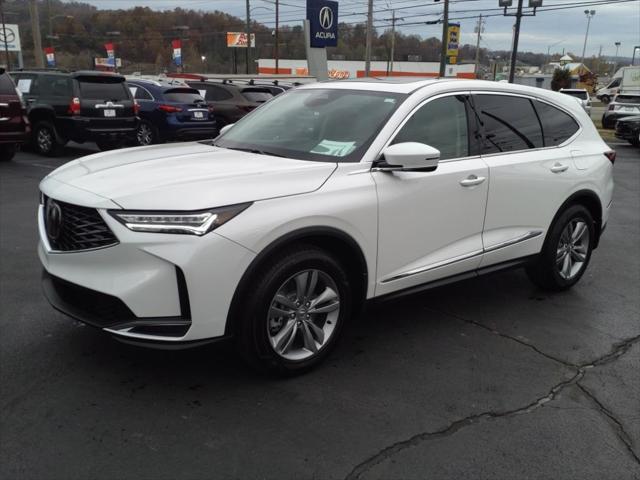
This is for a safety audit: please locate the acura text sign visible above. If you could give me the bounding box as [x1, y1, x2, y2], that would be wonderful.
[307, 0, 338, 48]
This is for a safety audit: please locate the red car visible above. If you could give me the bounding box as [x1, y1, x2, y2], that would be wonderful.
[0, 69, 30, 161]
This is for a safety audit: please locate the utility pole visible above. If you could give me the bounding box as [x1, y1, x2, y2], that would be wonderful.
[245, 0, 251, 74]
[364, 0, 373, 77]
[508, 0, 523, 83]
[474, 14, 484, 76]
[613, 41, 621, 74]
[275, 0, 279, 74]
[0, 0, 10, 70]
[29, 0, 45, 68]
[385, 10, 403, 76]
[439, 0, 449, 77]
[580, 10, 596, 64]
[500, 0, 541, 84]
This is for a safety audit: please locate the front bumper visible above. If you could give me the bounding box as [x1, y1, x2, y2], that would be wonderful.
[38, 200, 256, 345]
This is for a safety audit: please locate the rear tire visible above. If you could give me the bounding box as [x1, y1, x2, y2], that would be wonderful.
[0, 144, 16, 161]
[526, 204, 594, 291]
[235, 245, 352, 375]
[33, 121, 62, 157]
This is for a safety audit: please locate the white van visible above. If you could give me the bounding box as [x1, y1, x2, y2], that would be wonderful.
[597, 66, 640, 103]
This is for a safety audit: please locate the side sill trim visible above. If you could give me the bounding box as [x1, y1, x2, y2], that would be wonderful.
[380, 230, 542, 284]
[483, 230, 543, 253]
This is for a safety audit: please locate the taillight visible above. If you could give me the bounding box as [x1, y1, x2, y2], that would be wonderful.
[68, 97, 80, 115]
[604, 150, 616, 164]
[158, 104, 182, 113]
[134, 100, 140, 115]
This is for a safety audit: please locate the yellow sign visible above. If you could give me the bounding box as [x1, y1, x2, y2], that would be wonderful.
[447, 23, 460, 58]
[448, 56, 457, 65]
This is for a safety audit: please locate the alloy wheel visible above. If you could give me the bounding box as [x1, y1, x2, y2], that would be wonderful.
[137, 123, 153, 146]
[267, 269, 340, 361]
[37, 128, 53, 153]
[556, 219, 590, 280]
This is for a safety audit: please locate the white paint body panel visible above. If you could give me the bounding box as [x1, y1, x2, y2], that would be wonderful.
[37, 79, 614, 344]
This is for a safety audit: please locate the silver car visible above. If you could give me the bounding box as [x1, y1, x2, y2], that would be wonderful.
[560, 88, 592, 116]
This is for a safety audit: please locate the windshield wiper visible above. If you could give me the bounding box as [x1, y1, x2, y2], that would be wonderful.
[215, 145, 287, 158]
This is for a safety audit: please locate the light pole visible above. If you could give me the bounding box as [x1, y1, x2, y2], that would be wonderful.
[580, 9, 595, 64]
[612, 41, 621, 74]
[546, 38, 565, 68]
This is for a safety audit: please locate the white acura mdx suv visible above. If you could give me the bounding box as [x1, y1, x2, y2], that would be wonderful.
[38, 79, 615, 373]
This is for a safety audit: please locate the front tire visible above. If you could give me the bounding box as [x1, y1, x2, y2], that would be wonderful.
[236, 245, 352, 375]
[526, 204, 594, 291]
[600, 95, 610, 104]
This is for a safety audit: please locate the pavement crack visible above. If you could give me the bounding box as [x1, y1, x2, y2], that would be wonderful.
[426, 307, 577, 368]
[344, 332, 640, 480]
[576, 383, 640, 465]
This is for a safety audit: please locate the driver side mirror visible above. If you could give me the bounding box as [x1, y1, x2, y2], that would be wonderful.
[219, 123, 235, 136]
[375, 142, 441, 172]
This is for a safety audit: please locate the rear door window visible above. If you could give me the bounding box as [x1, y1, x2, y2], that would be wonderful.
[241, 88, 273, 103]
[533, 100, 580, 146]
[472, 94, 544, 153]
[199, 84, 234, 101]
[392, 95, 470, 160]
[78, 77, 130, 100]
[163, 88, 204, 103]
[38, 75, 72, 97]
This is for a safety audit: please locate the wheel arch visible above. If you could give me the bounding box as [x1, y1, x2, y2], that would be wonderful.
[550, 189, 604, 249]
[226, 226, 369, 336]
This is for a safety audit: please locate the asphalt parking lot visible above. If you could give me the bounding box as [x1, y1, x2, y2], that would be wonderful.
[1, 140, 639, 480]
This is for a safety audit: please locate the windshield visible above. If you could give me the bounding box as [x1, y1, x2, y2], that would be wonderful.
[561, 90, 588, 100]
[215, 88, 406, 162]
[616, 95, 640, 104]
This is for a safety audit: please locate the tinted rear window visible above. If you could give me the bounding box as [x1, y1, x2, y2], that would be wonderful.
[473, 94, 544, 153]
[561, 91, 588, 100]
[616, 96, 640, 104]
[78, 78, 129, 100]
[0, 73, 16, 95]
[242, 89, 272, 103]
[534, 100, 580, 146]
[163, 88, 204, 103]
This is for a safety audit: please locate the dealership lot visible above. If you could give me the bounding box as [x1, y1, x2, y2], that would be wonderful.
[1, 141, 639, 479]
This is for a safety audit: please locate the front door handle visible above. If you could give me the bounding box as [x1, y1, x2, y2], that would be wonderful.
[460, 174, 486, 187]
[550, 163, 569, 173]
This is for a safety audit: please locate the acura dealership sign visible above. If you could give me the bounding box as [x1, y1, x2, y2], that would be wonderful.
[307, 0, 338, 48]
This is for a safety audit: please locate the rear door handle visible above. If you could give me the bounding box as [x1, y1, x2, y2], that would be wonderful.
[460, 174, 486, 187]
[550, 163, 569, 173]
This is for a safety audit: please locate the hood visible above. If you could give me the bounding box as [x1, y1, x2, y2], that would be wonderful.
[43, 142, 337, 210]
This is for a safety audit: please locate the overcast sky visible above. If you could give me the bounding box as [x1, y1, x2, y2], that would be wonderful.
[63, 0, 640, 58]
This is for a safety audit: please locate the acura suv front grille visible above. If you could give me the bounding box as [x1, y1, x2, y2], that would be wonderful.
[43, 195, 119, 252]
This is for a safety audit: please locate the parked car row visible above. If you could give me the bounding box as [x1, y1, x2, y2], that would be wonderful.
[2, 69, 299, 158]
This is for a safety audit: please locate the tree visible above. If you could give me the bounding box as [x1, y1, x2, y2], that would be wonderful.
[551, 68, 571, 91]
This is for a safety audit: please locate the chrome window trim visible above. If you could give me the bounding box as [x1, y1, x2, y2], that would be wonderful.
[381, 230, 543, 284]
[374, 90, 476, 166]
[129, 83, 155, 102]
[469, 90, 583, 154]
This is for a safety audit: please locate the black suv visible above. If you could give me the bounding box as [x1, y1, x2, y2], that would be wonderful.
[10, 70, 138, 156]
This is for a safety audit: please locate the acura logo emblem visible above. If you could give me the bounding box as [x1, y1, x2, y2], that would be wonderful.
[45, 200, 63, 242]
[319, 6, 334, 30]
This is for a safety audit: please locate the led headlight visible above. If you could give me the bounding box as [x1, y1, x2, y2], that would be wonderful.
[109, 203, 251, 236]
